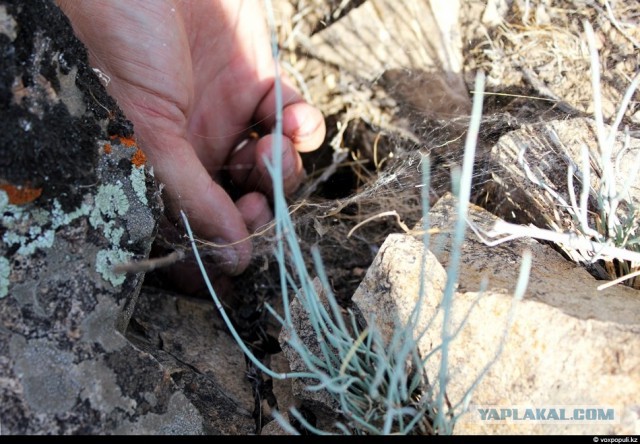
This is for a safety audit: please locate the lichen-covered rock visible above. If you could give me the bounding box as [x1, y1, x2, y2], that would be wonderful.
[0, 0, 203, 434]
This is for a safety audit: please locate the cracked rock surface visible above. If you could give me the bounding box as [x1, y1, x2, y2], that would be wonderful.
[0, 0, 202, 434]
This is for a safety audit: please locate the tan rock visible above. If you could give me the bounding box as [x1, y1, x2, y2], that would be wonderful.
[310, 0, 463, 80]
[352, 233, 447, 349]
[309, 0, 470, 127]
[352, 193, 640, 434]
[278, 277, 341, 413]
[261, 418, 290, 436]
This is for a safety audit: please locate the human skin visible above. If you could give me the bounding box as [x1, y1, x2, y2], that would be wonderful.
[56, 0, 326, 275]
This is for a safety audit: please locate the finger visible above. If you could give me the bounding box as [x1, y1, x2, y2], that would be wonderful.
[143, 133, 253, 276]
[253, 135, 304, 197]
[228, 134, 304, 197]
[235, 192, 273, 234]
[255, 134, 305, 196]
[228, 138, 259, 188]
[255, 79, 326, 153]
[282, 101, 327, 153]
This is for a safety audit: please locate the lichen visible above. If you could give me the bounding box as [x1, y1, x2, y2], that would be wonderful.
[18, 228, 55, 256]
[0, 184, 43, 205]
[1, 193, 89, 257]
[51, 198, 91, 228]
[95, 248, 133, 287]
[91, 183, 129, 221]
[89, 183, 130, 247]
[130, 148, 147, 168]
[0, 5, 18, 41]
[3, 221, 55, 256]
[87, 183, 135, 287]
[0, 189, 8, 212]
[130, 166, 148, 206]
[114, 136, 137, 148]
[0, 256, 10, 298]
[2, 180, 136, 289]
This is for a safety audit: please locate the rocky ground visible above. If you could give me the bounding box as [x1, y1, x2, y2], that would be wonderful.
[1, 0, 639, 436]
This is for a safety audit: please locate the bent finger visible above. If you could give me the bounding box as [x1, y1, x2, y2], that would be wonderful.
[144, 134, 253, 276]
[255, 78, 326, 153]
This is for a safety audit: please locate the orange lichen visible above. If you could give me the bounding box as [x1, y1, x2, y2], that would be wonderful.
[108, 135, 145, 167]
[109, 135, 137, 148]
[0, 184, 43, 205]
[120, 136, 137, 148]
[103, 143, 112, 154]
[131, 147, 147, 168]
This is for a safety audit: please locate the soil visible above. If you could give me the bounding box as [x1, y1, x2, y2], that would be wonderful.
[144, 0, 640, 433]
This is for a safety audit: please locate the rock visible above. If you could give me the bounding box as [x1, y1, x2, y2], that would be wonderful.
[126, 287, 256, 435]
[268, 342, 342, 435]
[260, 417, 290, 435]
[310, 0, 464, 80]
[481, 0, 512, 26]
[278, 277, 341, 414]
[0, 0, 203, 434]
[269, 350, 302, 424]
[484, 117, 640, 276]
[309, 0, 469, 128]
[272, 0, 366, 36]
[352, 233, 447, 349]
[352, 193, 640, 434]
[485, 118, 640, 229]
[463, 0, 640, 124]
[307, 0, 470, 192]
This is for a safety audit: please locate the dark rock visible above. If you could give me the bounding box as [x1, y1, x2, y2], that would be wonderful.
[0, 0, 130, 211]
[127, 286, 255, 435]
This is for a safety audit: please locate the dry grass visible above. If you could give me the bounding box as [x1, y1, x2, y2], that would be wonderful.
[464, 0, 639, 122]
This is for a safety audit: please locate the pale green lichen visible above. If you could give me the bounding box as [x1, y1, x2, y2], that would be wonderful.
[130, 166, 148, 206]
[17, 228, 55, 256]
[95, 248, 133, 287]
[89, 182, 135, 287]
[2, 197, 86, 256]
[0, 189, 8, 212]
[0, 256, 10, 298]
[90, 182, 130, 224]
[0, 5, 18, 41]
[2, 178, 140, 289]
[89, 182, 130, 246]
[2, 222, 55, 256]
[51, 198, 91, 228]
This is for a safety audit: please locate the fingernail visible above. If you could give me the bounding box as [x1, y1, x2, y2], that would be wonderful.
[212, 237, 239, 275]
[297, 111, 320, 138]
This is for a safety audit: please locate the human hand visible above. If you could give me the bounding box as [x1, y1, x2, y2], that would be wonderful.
[57, 0, 325, 275]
